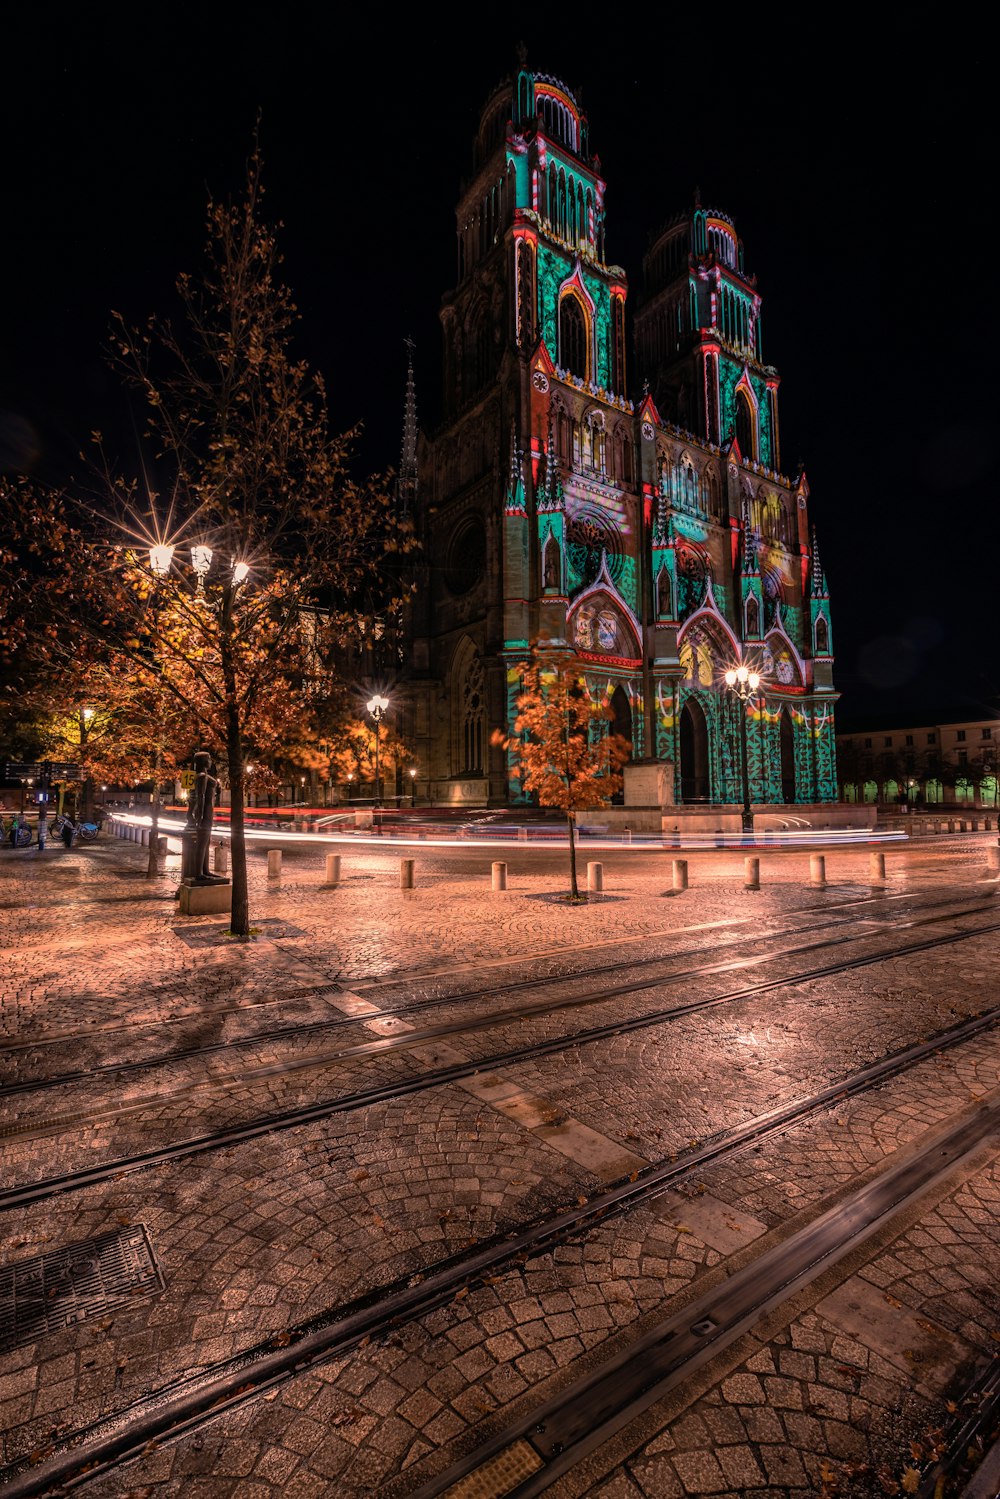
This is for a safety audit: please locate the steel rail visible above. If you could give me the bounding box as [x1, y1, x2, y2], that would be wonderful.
[3, 914, 999, 1203]
[2, 895, 995, 1120]
[2, 1012, 999, 1498]
[414, 1100, 1000, 1498]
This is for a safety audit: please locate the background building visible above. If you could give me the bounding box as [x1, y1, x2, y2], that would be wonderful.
[406, 63, 838, 809]
[837, 713, 999, 807]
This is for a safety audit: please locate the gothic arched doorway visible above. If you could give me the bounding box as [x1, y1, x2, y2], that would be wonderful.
[609, 684, 632, 805]
[680, 698, 710, 802]
[779, 710, 796, 803]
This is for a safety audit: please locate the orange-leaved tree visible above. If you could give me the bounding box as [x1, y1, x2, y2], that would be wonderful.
[492, 650, 631, 900]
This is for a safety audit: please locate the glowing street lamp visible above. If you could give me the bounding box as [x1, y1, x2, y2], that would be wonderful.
[366, 693, 390, 815]
[408, 766, 417, 807]
[724, 664, 761, 834]
[149, 542, 175, 576]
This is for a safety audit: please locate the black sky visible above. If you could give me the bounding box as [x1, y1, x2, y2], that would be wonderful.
[3, 10, 994, 728]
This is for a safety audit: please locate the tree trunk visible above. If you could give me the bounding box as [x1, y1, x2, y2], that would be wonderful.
[146, 745, 162, 878]
[567, 810, 580, 900]
[227, 702, 249, 936]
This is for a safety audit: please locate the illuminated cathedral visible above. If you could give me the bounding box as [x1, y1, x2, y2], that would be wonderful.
[404, 62, 837, 813]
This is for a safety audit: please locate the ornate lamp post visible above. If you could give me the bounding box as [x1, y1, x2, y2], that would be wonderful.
[724, 665, 761, 834]
[366, 693, 390, 812]
[408, 767, 417, 807]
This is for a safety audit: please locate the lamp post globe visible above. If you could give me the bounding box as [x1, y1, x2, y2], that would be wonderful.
[365, 694, 390, 817]
[724, 663, 760, 836]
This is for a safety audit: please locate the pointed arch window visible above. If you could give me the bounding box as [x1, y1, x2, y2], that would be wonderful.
[559, 293, 589, 380]
[735, 388, 756, 461]
[815, 614, 829, 655]
[517, 240, 535, 347]
[542, 533, 562, 592]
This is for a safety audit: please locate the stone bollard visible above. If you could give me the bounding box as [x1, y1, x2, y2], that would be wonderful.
[140, 827, 150, 847]
[492, 860, 507, 892]
[517, 827, 528, 841]
[154, 836, 168, 875]
[972, 819, 980, 832]
[400, 858, 415, 890]
[810, 853, 827, 887]
[623, 827, 632, 844]
[947, 820, 956, 833]
[324, 853, 341, 887]
[672, 859, 688, 892]
[587, 861, 604, 894]
[985, 817, 993, 831]
[267, 849, 281, 879]
[959, 820, 968, 833]
[987, 847, 1000, 875]
[870, 851, 886, 883]
[744, 856, 760, 890]
[214, 844, 229, 876]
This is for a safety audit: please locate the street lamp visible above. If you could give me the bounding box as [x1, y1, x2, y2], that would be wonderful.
[408, 767, 417, 807]
[366, 693, 390, 810]
[724, 664, 761, 835]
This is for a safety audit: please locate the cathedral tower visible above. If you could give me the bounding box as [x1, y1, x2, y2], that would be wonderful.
[407, 63, 838, 813]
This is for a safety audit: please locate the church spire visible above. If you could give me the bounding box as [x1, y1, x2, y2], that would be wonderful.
[811, 525, 829, 596]
[398, 337, 418, 514]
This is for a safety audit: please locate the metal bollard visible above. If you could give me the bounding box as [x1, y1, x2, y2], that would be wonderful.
[587, 861, 603, 894]
[324, 853, 341, 887]
[214, 844, 228, 876]
[267, 849, 281, 879]
[744, 856, 760, 890]
[400, 858, 415, 890]
[869, 851, 886, 883]
[810, 853, 827, 887]
[492, 860, 507, 892]
[672, 858, 688, 892]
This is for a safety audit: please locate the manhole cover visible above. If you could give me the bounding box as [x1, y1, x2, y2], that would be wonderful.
[0, 1226, 163, 1353]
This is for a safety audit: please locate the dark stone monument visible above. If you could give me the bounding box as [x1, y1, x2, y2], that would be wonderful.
[178, 751, 232, 914]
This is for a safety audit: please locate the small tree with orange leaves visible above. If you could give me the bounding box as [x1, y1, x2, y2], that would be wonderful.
[493, 650, 631, 900]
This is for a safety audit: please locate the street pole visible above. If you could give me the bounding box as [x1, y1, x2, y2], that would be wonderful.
[739, 696, 751, 830]
[724, 665, 761, 837]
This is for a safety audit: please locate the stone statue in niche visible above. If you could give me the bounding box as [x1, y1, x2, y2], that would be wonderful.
[543, 537, 560, 589]
[657, 569, 672, 618]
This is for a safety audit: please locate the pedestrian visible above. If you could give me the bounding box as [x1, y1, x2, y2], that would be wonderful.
[37, 808, 48, 852]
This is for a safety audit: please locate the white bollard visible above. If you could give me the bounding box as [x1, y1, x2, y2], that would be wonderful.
[324, 853, 341, 887]
[400, 858, 415, 890]
[214, 844, 228, 875]
[870, 851, 886, 883]
[587, 861, 603, 894]
[744, 856, 760, 890]
[267, 849, 281, 879]
[672, 859, 688, 892]
[810, 853, 827, 887]
[492, 860, 507, 892]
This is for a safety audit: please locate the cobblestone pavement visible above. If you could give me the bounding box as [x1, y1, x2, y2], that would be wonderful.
[0, 830, 998, 1497]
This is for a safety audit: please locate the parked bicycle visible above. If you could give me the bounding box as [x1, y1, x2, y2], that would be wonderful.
[1, 815, 32, 848]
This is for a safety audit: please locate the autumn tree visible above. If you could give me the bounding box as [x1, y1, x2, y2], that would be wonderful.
[0, 148, 410, 934]
[493, 650, 630, 900]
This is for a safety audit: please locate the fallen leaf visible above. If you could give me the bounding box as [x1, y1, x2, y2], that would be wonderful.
[883, 1292, 903, 1308]
[900, 1467, 920, 1494]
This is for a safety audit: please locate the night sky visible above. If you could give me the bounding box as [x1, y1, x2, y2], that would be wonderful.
[3, 12, 993, 729]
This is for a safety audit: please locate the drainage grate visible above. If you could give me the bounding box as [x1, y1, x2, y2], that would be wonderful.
[0, 1226, 163, 1353]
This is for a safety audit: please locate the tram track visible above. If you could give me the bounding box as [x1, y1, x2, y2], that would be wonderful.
[2, 909, 999, 1208]
[0, 883, 981, 1060]
[1, 892, 995, 1113]
[2, 1002, 997, 1497]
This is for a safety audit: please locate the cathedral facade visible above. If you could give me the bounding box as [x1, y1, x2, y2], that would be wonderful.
[406, 64, 837, 810]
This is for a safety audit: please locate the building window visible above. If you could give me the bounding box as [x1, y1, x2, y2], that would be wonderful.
[927, 732, 936, 744]
[883, 736, 893, 747]
[956, 729, 967, 742]
[864, 737, 872, 749]
[905, 734, 913, 746]
[735, 388, 755, 461]
[982, 727, 993, 739]
[958, 748, 968, 765]
[559, 294, 588, 380]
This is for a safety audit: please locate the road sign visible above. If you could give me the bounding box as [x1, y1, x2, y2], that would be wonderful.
[4, 763, 41, 780]
[46, 762, 83, 781]
[179, 770, 197, 790]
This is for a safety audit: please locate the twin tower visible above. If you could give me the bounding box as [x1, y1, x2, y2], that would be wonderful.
[404, 63, 837, 814]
